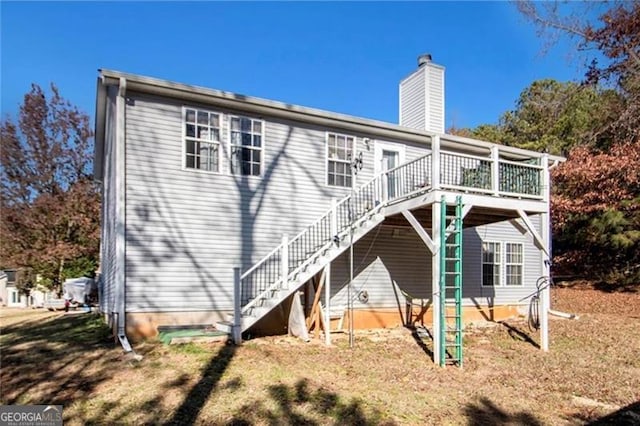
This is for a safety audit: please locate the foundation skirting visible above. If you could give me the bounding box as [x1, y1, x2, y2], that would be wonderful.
[123, 303, 524, 340]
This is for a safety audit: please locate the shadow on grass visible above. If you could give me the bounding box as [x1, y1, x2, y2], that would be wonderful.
[463, 397, 542, 426]
[571, 401, 640, 426]
[498, 321, 540, 349]
[226, 378, 389, 426]
[405, 324, 435, 361]
[0, 312, 117, 409]
[165, 343, 236, 425]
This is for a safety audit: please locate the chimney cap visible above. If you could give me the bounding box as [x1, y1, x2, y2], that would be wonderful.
[417, 54, 432, 67]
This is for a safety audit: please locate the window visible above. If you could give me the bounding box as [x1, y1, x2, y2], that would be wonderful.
[482, 242, 501, 286]
[230, 116, 263, 176]
[327, 133, 355, 187]
[5, 270, 16, 285]
[184, 108, 221, 172]
[505, 243, 524, 286]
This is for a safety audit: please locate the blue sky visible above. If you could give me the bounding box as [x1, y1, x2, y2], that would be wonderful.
[2, 2, 585, 129]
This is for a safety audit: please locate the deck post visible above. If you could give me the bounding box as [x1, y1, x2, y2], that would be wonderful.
[281, 234, 289, 289]
[324, 263, 331, 346]
[491, 145, 500, 196]
[432, 135, 441, 190]
[540, 154, 550, 351]
[432, 200, 442, 365]
[233, 266, 242, 345]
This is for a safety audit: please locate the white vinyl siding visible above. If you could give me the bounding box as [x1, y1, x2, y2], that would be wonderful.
[99, 85, 119, 315]
[230, 116, 263, 176]
[327, 132, 355, 187]
[482, 241, 501, 287]
[119, 91, 543, 317]
[184, 107, 221, 173]
[399, 63, 445, 133]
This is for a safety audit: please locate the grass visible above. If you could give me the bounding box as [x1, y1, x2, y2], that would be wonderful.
[1, 287, 639, 425]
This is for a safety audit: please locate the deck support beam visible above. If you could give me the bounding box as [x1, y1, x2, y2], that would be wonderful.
[402, 210, 435, 254]
[516, 210, 550, 258]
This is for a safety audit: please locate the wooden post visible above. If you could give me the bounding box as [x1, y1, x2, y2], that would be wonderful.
[432, 201, 441, 365]
[233, 266, 242, 345]
[307, 269, 326, 338]
[491, 145, 500, 196]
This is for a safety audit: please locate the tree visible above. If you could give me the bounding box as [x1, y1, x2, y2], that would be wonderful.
[0, 84, 99, 294]
[518, 1, 640, 143]
[453, 79, 618, 155]
[551, 142, 640, 285]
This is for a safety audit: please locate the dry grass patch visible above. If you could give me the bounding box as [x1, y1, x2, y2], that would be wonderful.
[1, 286, 639, 425]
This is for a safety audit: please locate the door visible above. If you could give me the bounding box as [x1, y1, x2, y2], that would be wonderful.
[375, 143, 406, 200]
[383, 150, 399, 198]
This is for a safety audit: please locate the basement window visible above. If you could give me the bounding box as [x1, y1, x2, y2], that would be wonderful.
[184, 108, 222, 172]
[481, 241, 501, 286]
[327, 132, 355, 187]
[230, 116, 263, 176]
[505, 243, 524, 286]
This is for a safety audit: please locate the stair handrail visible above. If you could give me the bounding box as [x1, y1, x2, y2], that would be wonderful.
[240, 241, 285, 280]
[240, 152, 433, 314]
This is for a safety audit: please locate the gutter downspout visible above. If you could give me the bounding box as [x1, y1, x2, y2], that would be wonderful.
[114, 77, 138, 357]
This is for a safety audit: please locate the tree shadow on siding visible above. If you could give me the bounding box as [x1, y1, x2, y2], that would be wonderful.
[462, 397, 542, 426]
[124, 103, 342, 424]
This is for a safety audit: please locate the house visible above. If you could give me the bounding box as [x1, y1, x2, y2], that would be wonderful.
[1, 270, 25, 307]
[0, 269, 51, 308]
[94, 55, 564, 365]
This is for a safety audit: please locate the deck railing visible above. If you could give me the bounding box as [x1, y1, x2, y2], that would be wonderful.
[239, 144, 545, 308]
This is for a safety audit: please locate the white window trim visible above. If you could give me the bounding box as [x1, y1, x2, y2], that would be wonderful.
[480, 240, 526, 287]
[505, 242, 525, 287]
[481, 240, 502, 287]
[228, 114, 265, 178]
[181, 106, 224, 175]
[325, 131, 356, 188]
[373, 141, 406, 175]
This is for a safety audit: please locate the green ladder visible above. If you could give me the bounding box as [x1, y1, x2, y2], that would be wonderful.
[439, 195, 463, 366]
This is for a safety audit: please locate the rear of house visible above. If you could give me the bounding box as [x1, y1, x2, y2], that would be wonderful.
[94, 57, 561, 364]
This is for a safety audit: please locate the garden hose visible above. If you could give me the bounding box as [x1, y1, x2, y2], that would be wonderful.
[528, 276, 552, 331]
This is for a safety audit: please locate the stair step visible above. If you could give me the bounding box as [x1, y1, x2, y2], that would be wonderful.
[215, 321, 233, 334]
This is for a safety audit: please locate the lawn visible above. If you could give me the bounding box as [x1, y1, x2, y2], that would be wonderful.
[1, 286, 639, 425]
